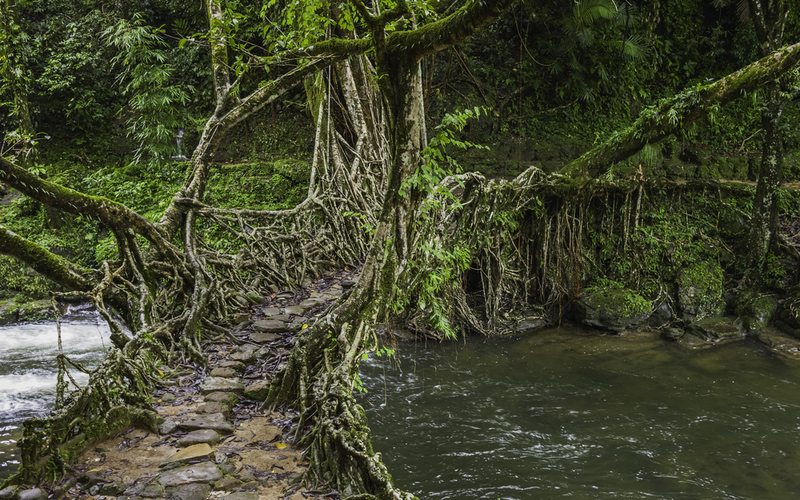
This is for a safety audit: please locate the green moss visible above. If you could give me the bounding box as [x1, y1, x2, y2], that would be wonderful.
[677, 260, 725, 320]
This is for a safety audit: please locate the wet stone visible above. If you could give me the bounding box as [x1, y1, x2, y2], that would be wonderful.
[163, 443, 216, 466]
[205, 392, 239, 405]
[212, 478, 242, 492]
[169, 482, 211, 500]
[283, 305, 310, 316]
[96, 481, 126, 496]
[228, 345, 258, 363]
[209, 367, 238, 378]
[177, 429, 221, 447]
[261, 307, 281, 317]
[200, 377, 244, 394]
[250, 332, 280, 343]
[159, 462, 222, 487]
[17, 490, 44, 500]
[252, 320, 286, 333]
[300, 298, 326, 308]
[198, 401, 231, 418]
[219, 361, 247, 373]
[179, 413, 235, 434]
[220, 493, 258, 500]
[140, 483, 165, 498]
[243, 380, 270, 401]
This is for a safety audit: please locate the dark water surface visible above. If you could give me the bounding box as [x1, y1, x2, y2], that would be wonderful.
[358, 326, 800, 499]
[0, 310, 111, 480]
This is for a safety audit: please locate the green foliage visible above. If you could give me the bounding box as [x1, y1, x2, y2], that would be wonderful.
[104, 15, 196, 167]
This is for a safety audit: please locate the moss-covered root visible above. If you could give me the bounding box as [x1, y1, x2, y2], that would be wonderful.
[271, 321, 416, 500]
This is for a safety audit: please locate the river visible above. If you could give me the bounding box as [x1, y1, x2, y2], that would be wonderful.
[0, 309, 111, 481]
[359, 326, 800, 499]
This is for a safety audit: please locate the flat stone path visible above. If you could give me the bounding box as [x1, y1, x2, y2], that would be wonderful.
[22, 272, 357, 500]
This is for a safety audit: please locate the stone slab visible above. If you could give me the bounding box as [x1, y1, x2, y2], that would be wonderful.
[252, 319, 286, 333]
[228, 345, 258, 363]
[159, 462, 222, 487]
[198, 401, 230, 418]
[209, 367, 238, 378]
[284, 305, 310, 316]
[261, 307, 281, 316]
[250, 332, 280, 343]
[218, 361, 246, 373]
[200, 377, 244, 394]
[243, 380, 270, 401]
[18, 490, 44, 500]
[177, 429, 221, 447]
[204, 392, 239, 405]
[178, 413, 235, 434]
[170, 482, 211, 500]
[163, 443, 215, 466]
[220, 493, 259, 500]
[299, 298, 327, 308]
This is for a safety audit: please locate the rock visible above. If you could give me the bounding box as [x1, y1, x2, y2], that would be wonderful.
[571, 287, 650, 332]
[233, 295, 249, 308]
[198, 401, 231, 418]
[261, 307, 281, 316]
[300, 298, 326, 309]
[218, 463, 236, 475]
[162, 393, 177, 402]
[516, 317, 548, 335]
[96, 482, 126, 496]
[169, 482, 211, 500]
[212, 478, 242, 492]
[17, 490, 44, 500]
[245, 293, 266, 304]
[340, 281, 356, 289]
[648, 303, 673, 328]
[250, 331, 280, 343]
[0, 487, 17, 500]
[243, 380, 270, 400]
[200, 377, 244, 394]
[162, 443, 216, 466]
[205, 392, 239, 405]
[661, 327, 685, 340]
[756, 327, 800, 357]
[219, 361, 247, 373]
[228, 345, 258, 363]
[140, 483, 165, 498]
[178, 413, 235, 434]
[220, 493, 258, 500]
[288, 317, 307, 331]
[276, 292, 294, 299]
[159, 462, 222, 487]
[676, 261, 724, 320]
[178, 429, 221, 447]
[735, 292, 778, 333]
[252, 319, 286, 333]
[284, 305, 310, 316]
[686, 316, 745, 343]
[209, 367, 238, 378]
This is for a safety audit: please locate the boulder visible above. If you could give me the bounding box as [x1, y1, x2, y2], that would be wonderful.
[686, 316, 745, 343]
[676, 261, 725, 320]
[571, 287, 650, 332]
[735, 292, 778, 333]
[169, 483, 212, 500]
[243, 380, 270, 400]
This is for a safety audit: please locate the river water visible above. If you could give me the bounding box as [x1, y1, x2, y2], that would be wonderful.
[0, 310, 111, 480]
[359, 326, 800, 499]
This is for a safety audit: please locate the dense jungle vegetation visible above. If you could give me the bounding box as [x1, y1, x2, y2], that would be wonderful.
[1, 0, 800, 498]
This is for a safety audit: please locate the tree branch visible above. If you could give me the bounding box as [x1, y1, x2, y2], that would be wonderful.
[557, 41, 800, 182]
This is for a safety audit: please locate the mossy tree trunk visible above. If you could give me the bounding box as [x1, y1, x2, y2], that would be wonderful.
[745, 0, 790, 268]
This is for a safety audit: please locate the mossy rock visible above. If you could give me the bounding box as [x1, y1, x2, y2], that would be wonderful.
[571, 287, 651, 332]
[735, 291, 779, 333]
[676, 260, 725, 320]
[686, 316, 746, 343]
[0, 299, 55, 325]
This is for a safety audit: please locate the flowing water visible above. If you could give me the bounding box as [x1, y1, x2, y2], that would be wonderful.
[359, 326, 800, 499]
[0, 309, 111, 480]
